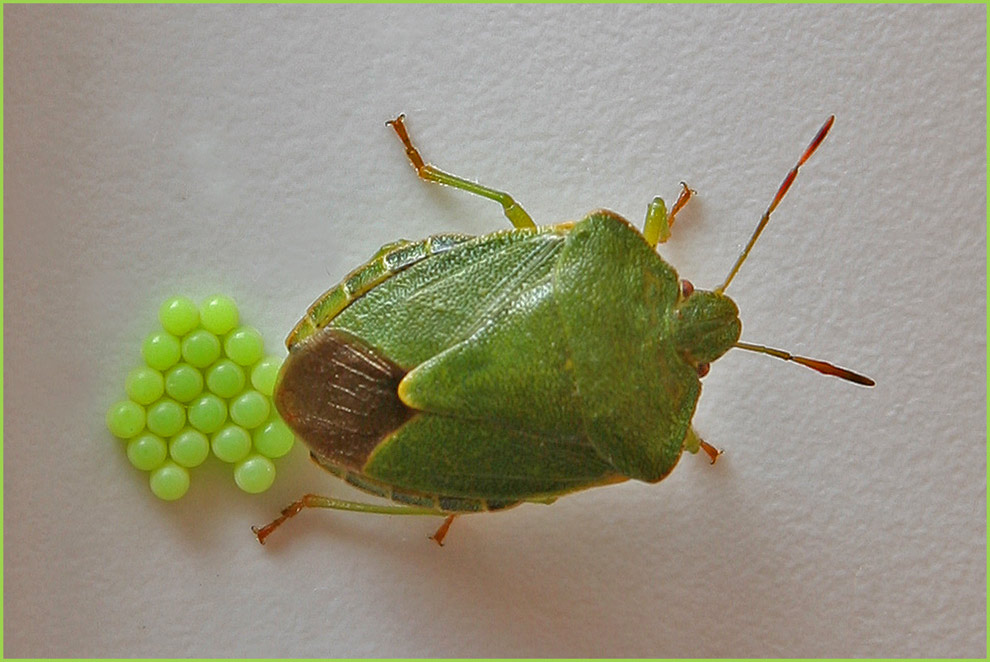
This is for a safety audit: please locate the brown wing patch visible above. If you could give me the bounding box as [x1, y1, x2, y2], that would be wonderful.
[274, 328, 414, 470]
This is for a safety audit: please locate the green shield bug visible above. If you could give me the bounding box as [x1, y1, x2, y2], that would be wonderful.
[254, 114, 874, 546]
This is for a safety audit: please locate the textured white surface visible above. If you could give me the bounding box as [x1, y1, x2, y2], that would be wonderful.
[4, 4, 986, 657]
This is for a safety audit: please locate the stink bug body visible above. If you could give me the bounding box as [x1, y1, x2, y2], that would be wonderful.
[254, 115, 874, 546]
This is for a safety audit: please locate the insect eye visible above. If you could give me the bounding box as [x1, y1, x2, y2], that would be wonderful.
[696, 362, 710, 378]
[680, 279, 694, 298]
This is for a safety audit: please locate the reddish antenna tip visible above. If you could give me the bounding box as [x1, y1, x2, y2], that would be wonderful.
[797, 356, 876, 387]
[734, 341, 875, 387]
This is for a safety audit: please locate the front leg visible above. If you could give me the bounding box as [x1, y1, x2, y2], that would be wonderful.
[643, 182, 695, 248]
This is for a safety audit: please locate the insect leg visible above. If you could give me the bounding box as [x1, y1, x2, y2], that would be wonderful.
[252, 493, 447, 545]
[428, 514, 457, 547]
[387, 114, 536, 229]
[643, 182, 694, 248]
[667, 182, 695, 229]
[682, 426, 722, 464]
[698, 439, 723, 465]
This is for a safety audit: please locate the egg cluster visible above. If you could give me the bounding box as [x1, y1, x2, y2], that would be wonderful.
[105, 295, 295, 500]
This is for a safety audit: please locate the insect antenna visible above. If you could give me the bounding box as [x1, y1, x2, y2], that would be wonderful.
[715, 115, 835, 294]
[733, 340, 874, 386]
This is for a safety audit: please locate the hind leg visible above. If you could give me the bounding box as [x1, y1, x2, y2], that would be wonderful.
[387, 114, 535, 229]
[252, 493, 447, 544]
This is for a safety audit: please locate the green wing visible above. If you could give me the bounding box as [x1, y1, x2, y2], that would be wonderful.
[330, 226, 571, 370]
[330, 225, 617, 499]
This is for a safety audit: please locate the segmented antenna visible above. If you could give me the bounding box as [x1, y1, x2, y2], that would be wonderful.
[717, 117, 873, 387]
[734, 341, 875, 386]
[716, 116, 835, 294]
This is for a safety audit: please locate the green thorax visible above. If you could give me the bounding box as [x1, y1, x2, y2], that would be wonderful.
[551, 211, 702, 482]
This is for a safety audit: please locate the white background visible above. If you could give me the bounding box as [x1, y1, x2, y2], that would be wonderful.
[4, 5, 986, 657]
